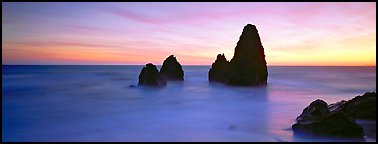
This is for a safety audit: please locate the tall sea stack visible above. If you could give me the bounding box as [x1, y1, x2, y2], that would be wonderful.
[209, 24, 268, 86]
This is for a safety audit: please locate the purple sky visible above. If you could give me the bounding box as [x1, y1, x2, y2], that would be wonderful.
[2, 2, 376, 65]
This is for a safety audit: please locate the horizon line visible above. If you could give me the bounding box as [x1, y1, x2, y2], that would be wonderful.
[2, 64, 376, 67]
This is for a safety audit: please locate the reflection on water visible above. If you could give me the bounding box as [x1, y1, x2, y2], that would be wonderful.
[2, 66, 376, 142]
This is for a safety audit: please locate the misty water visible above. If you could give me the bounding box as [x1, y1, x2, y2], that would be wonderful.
[2, 65, 376, 142]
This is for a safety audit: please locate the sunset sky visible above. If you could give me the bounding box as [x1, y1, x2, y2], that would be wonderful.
[2, 2, 376, 66]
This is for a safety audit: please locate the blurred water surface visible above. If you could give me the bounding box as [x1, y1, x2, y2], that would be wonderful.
[2, 65, 376, 142]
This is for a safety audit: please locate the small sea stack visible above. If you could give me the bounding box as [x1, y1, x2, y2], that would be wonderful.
[138, 63, 166, 87]
[208, 24, 268, 86]
[160, 55, 184, 81]
[208, 54, 230, 83]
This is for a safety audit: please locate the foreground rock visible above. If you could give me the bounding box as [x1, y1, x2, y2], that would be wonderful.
[208, 24, 268, 86]
[138, 63, 166, 87]
[292, 99, 364, 138]
[329, 92, 376, 120]
[295, 99, 331, 122]
[160, 55, 184, 81]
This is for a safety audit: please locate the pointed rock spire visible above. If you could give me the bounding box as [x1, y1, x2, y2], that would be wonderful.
[160, 55, 184, 81]
[208, 24, 268, 86]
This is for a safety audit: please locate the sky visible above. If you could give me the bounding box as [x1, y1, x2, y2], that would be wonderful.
[2, 2, 376, 66]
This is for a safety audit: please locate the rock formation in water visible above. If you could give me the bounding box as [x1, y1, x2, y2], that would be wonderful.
[208, 24, 268, 86]
[160, 55, 184, 81]
[329, 92, 376, 120]
[138, 63, 166, 87]
[208, 54, 230, 83]
[295, 99, 331, 122]
[292, 99, 364, 138]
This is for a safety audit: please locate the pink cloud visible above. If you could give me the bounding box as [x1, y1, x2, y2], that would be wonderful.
[104, 7, 255, 27]
[105, 9, 166, 25]
[3, 2, 375, 65]
[65, 24, 101, 32]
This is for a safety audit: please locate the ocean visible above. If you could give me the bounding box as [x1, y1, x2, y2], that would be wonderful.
[2, 65, 376, 142]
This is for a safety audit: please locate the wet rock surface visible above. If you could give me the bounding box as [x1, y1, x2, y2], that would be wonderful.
[328, 92, 376, 120]
[341, 92, 376, 119]
[292, 99, 365, 138]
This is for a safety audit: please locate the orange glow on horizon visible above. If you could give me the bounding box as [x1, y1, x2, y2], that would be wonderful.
[2, 2, 376, 66]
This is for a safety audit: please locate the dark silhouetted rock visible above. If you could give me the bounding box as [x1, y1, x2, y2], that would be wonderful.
[208, 24, 268, 86]
[292, 99, 364, 138]
[292, 111, 364, 138]
[295, 99, 331, 122]
[328, 100, 347, 113]
[329, 92, 376, 120]
[344, 92, 376, 119]
[160, 55, 184, 81]
[209, 54, 230, 83]
[138, 63, 166, 87]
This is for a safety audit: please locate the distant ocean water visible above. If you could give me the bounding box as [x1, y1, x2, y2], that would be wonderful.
[2, 65, 376, 142]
